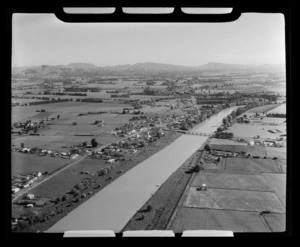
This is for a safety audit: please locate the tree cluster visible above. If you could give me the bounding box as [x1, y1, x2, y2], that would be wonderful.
[214, 132, 234, 139]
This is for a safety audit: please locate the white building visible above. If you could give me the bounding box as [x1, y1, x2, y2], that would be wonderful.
[27, 194, 34, 199]
[107, 159, 116, 163]
[12, 187, 20, 193]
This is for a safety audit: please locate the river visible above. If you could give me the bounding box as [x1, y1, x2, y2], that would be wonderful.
[46, 106, 238, 233]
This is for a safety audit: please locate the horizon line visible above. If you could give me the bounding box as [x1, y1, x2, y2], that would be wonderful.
[12, 61, 285, 68]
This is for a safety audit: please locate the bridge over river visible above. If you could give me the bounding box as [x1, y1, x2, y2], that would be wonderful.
[177, 130, 212, 137]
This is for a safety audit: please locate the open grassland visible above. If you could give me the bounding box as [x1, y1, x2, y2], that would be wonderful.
[266, 104, 286, 114]
[228, 123, 286, 139]
[209, 138, 248, 146]
[12, 101, 131, 123]
[247, 104, 279, 114]
[12, 98, 45, 104]
[261, 117, 286, 124]
[28, 158, 109, 198]
[12, 135, 120, 152]
[11, 152, 72, 177]
[56, 113, 132, 126]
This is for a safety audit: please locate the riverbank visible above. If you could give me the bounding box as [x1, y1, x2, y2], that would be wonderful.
[14, 130, 181, 232]
[122, 144, 207, 231]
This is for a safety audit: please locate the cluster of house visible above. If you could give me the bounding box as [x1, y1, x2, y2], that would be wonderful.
[202, 147, 269, 163]
[108, 115, 163, 137]
[78, 111, 108, 116]
[64, 87, 101, 92]
[110, 101, 228, 136]
[151, 102, 178, 109]
[247, 139, 285, 147]
[78, 110, 124, 116]
[17, 146, 78, 159]
[12, 119, 46, 135]
[90, 128, 165, 162]
[122, 107, 144, 114]
[129, 115, 148, 121]
[166, 106, 223, 131]
[12, 172, 42, 193]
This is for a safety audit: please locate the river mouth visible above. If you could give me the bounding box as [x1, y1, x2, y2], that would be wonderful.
[46, 107, 238, 233]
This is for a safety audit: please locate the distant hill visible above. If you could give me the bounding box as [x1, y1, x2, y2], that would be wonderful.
[195, 62, 247, 71]
[12, 62, 285, 77]
[67, 63, 97, 69]
[11, 66, 40, 74]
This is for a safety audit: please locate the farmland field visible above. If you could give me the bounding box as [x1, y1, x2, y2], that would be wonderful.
[172, 208, 271, 232]
[210, 144, 267, 156]
[267, 104, 286, 114]
[12, 98, 44, 104]
[228, 123, 286, 139]
[55, 113, 132, 126]
[28, 158, 109, 198]
[209, 138, 248, 146]
[224, 157, 281, 173]
[265, 147, 286, 160]
[11, 135, 121, 152]
[247, 104, 279, 114]
[261, 117, 286, 124]
[11, 101, 131, 123]
[11, 152, 72, 177]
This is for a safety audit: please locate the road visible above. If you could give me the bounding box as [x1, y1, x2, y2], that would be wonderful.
[11, 132, 144, 203]
[12, 155, 86, 203]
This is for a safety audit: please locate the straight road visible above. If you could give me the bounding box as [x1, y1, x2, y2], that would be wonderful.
[11, 132, 144, 203]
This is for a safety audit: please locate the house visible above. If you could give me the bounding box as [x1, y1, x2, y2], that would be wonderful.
[107, 159, 116, 163]
[71, 154, 78, 159]
[21, 148, 31, 153]
[274, 141, 284, 147]
[264, 141, 275, 147]
[248, 140, 255, 146]
[12, 187, 20, 194]
[27, 194, 34, 199]
[255, 140, 264, 145]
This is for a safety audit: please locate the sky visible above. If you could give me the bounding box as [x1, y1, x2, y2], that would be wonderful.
[12, 12, 285, 67]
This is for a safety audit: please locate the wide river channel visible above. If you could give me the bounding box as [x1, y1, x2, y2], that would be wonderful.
[47, 106, 238, 233]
